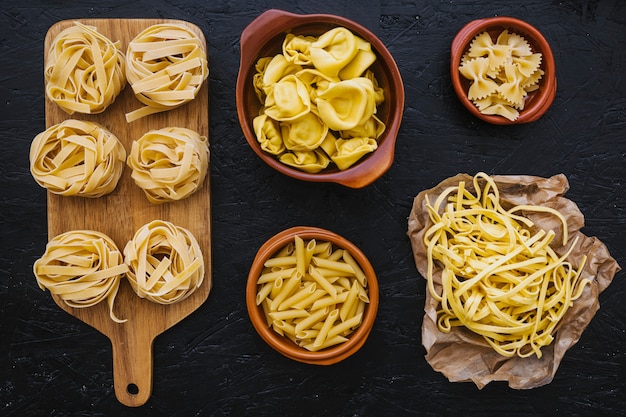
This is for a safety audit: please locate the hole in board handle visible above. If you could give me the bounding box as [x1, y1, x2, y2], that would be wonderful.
[127, 383, 139, 395]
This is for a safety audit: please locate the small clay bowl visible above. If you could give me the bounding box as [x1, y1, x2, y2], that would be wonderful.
[246, 226, 379, 365]
[236, 9, 404, 188]
[450, 16, 556, 125]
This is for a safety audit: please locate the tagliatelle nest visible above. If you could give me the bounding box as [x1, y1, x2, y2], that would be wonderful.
[125, 23, 209, 122]
[124, 220, 204, 305]
[33, 230, 128, 323]
[126, 127, 209, 204]
[408, 173, 620, 389]
[45, 21, 126, 115]
[29, 119, 126, 198]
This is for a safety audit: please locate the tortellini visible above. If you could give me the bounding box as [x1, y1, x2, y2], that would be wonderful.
[252, 26, 386, 173]
[459, 30, 544, 121]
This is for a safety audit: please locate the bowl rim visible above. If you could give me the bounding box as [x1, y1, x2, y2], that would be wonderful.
[236, 9, 405, 188]
[245, 226, 379, 365]
[450, 16, 556, 125]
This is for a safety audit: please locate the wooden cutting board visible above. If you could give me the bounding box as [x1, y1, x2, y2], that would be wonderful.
[43, 19, 211, 407]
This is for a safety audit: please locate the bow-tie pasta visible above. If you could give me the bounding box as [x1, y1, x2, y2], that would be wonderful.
[459, 30, 543, 121]
[251, 26, 386, 172]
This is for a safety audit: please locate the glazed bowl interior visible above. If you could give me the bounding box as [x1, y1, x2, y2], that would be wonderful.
[237, 9, 404, 188]
[246, 226, 379, 365]
[450, 16, 556, 125]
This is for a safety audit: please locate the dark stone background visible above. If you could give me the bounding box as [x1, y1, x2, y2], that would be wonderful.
[1, 1, 624, 416]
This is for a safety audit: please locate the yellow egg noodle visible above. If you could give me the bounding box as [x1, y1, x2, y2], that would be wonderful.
[252, 27, 385, 172]
[256, 236, 369, 351]
[33, 230, 128, 323]
[124, 220, 204, 304]
[423, 172, 590, 358]
[127, 127, 209, 204]
[125, 23, 209, 122]
[29, 119, 126, 198]
[459, 30, 543, 121]
[45, 21, 126, 115]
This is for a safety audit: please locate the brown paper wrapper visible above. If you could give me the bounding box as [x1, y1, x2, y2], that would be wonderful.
[407, 173, 621, 389]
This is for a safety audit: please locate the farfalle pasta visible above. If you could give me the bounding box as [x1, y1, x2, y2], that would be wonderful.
[251, 26, 385, 173]
[45, 22, 126, 115]
[29, 119, 126, 198]
[127, 127, 209, 204]
[33, 230, 127, 323]
[459, 30, 543, 121]
[125, 23, 209, 122]
[124, 220, 204, 305]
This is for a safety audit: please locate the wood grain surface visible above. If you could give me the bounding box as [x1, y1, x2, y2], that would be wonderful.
[43, 18, 212, 407]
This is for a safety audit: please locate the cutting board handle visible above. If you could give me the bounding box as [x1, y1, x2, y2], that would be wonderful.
[111, 334, 154, 407]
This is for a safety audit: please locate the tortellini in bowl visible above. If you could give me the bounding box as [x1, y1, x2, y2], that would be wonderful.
[237, 9, 404, 188]
[450, 16, 556, 125]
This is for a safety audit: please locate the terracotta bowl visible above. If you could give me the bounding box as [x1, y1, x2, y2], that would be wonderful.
[236, 9, 404, 188]
[246, 226, 379, 365]
[450, 16, 556, 125]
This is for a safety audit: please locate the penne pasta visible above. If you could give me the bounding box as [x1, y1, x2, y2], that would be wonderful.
[255, 235, 371, 351]
[314, 309, 339, 347]
[327, 313, 363, 339]
[264, 256, 297, 268]
[270, 271, 302, 311]
[342, 250, 367, 287]
[257, 267, 297, 284]
[269, 309, 310, 321]
[291, 289, 326, 310]
[339, 280, 359, 322]
[278, 282, 317, 311]
[311, 256, 355, 275]
[310, 291, 348, 311]
[294, 307, 329, 334]
[295, 235, 306, 276]
[308, 265, 337, 298]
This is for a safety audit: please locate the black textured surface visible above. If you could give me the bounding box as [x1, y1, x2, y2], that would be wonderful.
[1, 1, 625, 416]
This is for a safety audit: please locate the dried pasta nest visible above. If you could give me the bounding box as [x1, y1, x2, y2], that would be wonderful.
[33, 230, 128, 323]
[29, 119, 126, 198]
[45, 21, 126, 115]
[124, 220, 204, 305]
[125, 23, 209, 122]
[127, 127, 209, 204]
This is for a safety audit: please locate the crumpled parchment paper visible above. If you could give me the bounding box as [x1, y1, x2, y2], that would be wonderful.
[407, 173, 621, 389]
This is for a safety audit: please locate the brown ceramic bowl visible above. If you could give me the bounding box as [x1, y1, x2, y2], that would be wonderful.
[450, 16, 556, 125]
[236, 9, 404, 188]
[246, 226, 379, 365]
